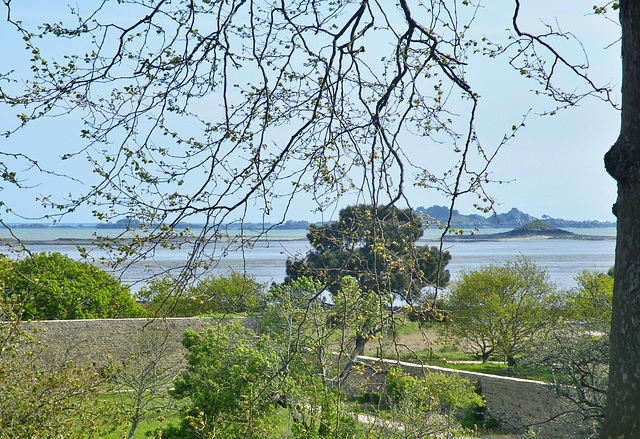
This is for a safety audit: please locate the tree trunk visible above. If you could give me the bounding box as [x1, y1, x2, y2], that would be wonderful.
[127, 419, 139, 439]
[338, 332, 368, 383]
[506, 355, 517, 369]
[602, 1, 640, 436]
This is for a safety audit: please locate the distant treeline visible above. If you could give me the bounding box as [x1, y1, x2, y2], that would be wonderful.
[96, 218, 313, 230]
[7, 207, 615, 230]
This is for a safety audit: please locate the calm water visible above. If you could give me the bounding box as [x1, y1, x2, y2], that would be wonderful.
[0, 226, 616, 291]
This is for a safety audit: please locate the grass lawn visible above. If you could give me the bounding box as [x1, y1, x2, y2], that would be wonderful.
[426, 360, 553, 381]
[103, 418, 168, 439]
[99, 392, 181, 439]
[385, 331, 554, 382]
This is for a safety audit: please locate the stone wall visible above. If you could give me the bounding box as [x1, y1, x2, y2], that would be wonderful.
[350, 356, 591, 438]
[21, 317, 259, 371]
[20, 318, 589, 438]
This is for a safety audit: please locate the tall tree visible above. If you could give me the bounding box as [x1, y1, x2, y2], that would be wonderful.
[286, 204, 450, 305]
[602, 1, 640, 436]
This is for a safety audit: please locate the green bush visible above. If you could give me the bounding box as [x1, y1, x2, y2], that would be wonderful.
[459, 381, 499, 430]
[2, 252, 145, 320]
[383, 367, 483, 438]
[138, 271, 266, 317]
[161, 322, 279, 439]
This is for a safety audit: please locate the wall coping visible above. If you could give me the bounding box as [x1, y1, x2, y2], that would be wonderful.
[356, 355, 549, 385]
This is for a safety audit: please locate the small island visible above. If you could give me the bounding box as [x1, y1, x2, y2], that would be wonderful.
[442, 220, 615, 242]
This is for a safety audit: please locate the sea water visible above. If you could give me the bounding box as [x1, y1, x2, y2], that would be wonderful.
[0, 226, 616, 291]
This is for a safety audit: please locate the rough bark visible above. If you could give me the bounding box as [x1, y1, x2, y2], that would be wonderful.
[602, 1, 640, 437]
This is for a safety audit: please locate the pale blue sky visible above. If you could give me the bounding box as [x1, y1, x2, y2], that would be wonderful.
[0, 1, 621, 224]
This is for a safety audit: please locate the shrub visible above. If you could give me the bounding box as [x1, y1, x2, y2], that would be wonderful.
[2, 252, 145, 320]
[138, 271, 266, 316]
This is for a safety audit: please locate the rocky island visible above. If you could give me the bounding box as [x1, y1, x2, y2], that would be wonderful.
[417, 205, 615, 229]
[442, 220, 615, 242]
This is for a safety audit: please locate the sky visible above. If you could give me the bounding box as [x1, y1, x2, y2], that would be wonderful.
[0, 1, 622, 225]
[429, 1, 621, 222]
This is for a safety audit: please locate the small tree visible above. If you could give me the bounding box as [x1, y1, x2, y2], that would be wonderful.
[0, 297, 123, 438]
[330, 276, 396, 382]
[2, 252, 145, 320]
[524, 270, 613, 437]
[380, 367, 482, 439]
[163, 322, 280, 439]
[563, 270, 613, 332]
[111, 325, 182, 439]
[261, 277, 362, 437]
[261, 277, 333, 383]
[443, 258, 557, 367]
[526, 322, 608, 437]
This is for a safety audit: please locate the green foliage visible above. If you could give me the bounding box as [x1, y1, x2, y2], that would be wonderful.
[330, 276, 394, 361]
[443, 257, 558, 366]
[286, 204, 450, 305]
[138, 271, 266, 317]
[162, 322, 280, 439]
[260, 276, 329, 352]
[1, 252, 145, 320]
[459, 381, 499, 430]
[562, 270, 613, 330]
[0, 296, 123, 438]
[0, 362, 122, 439]
[191, 271, 266, 314]
[382, 367, 482, 438]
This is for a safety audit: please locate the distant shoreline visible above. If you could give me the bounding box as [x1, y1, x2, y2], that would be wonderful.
[0, 235, 312, 246]
[0, 219, 616, 247]
[1, 233, 615, 247]
[439, 233, 615, 242]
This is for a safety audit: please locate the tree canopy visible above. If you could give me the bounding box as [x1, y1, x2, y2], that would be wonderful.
[443, 257, 558, 366]
[138, 271, 266, 317]
[286, 204, 450, 305]
[163, 322, 281, 439]
[1, 252, 145, 320]
[563, 270, 613, 331]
